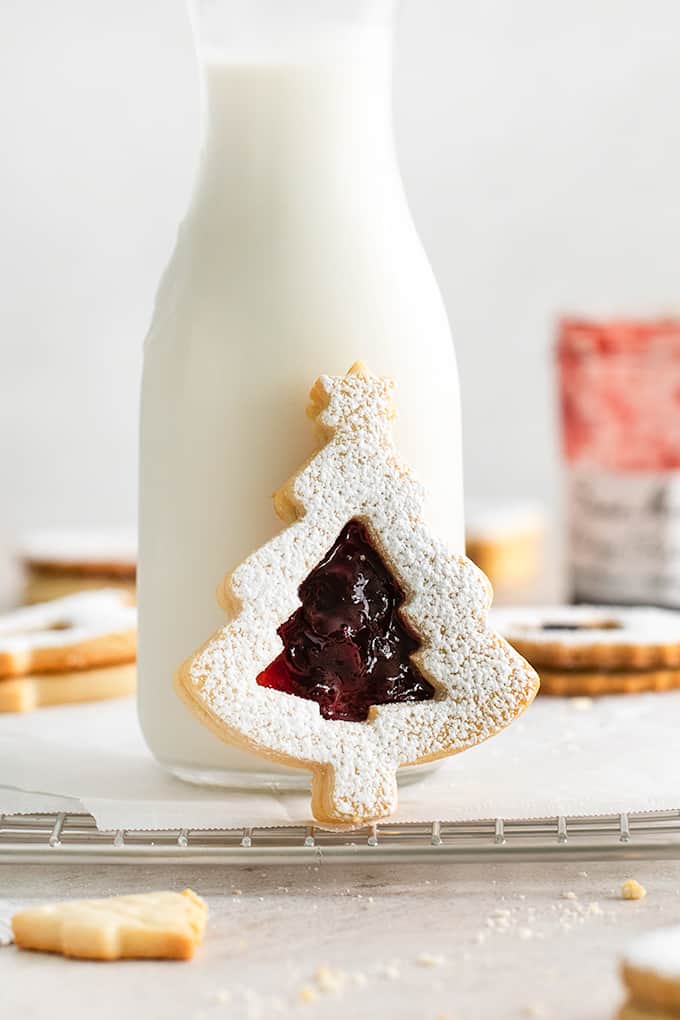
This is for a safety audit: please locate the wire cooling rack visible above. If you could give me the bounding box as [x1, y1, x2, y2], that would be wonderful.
[2, 810, 680, 864]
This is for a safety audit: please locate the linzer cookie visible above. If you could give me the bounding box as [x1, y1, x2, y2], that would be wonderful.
[177, 364, 539, 828]
[491, 605, 680, 695]
[12, 889, 207, 961]
[18, 528, 137, 604]
[0, 590, 136, 712]
[618, 925, 680, 1019]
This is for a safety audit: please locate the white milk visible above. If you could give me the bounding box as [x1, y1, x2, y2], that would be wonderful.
[138, 42, 463, 784]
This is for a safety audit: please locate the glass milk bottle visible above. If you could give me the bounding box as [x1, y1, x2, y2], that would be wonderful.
[138, 0, 464, 786]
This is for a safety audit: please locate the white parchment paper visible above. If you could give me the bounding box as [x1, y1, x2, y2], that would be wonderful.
[0, 693, 677, 830]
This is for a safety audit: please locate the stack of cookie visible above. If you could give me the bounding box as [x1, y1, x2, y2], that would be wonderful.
[465, 503, 544, 594]
[18, 529, 136, 604]
[0, 589, 136, 712]
[619, 925, 680, 1019]
[491, 605, 680, 695]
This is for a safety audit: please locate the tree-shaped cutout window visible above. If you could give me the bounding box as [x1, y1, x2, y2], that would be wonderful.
[257, 520, 434, 721]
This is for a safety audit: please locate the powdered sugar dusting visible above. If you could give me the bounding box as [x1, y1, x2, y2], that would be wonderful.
[18, 528, 137, 569]
[491, 605, 680, 648]
[0, 590, 136, 656]
[179, 367, 539, 826]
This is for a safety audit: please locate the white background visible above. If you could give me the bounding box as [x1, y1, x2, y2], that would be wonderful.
[1, 0, 679, 542]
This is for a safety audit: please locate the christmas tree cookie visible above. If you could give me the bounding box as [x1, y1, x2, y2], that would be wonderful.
[177, 363, 539, 827]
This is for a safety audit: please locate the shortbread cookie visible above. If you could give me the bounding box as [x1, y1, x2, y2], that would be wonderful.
[24, 574, 136, 604]
[618, 1003, 675, 1020]
[465, 503, 544, 590]
[19, 528, 136, 604]
[490, 605, 680, 670]
[0, 590, 136, 679]
[538, 666, 680, 696]
[620, 925, 680, 1015]
[178, 363, 539, 828]
[12, 889, 206, 961]
[0, 663, 136, 713]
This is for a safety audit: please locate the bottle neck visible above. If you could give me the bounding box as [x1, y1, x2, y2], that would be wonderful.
[189, 0, 398, 61]
[190, 29, 398, 227]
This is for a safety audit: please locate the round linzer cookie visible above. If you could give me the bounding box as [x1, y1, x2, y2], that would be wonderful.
[18, 528, 137, 604]
[538, 667, 680, 697]
[490, 605, 680, 671]
[0, 589, 136, 712]
[619, 925, 680, 1019]
[177, 364, 539, 829]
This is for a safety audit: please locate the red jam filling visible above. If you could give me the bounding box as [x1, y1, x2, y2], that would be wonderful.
[256, 520, 434, 722]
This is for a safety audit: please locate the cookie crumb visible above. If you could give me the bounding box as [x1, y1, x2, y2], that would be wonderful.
[314, 964, 345, 994]
[520, 1005, 545, 1018]
[298, 984, 317, 1004]
[416, 952, 445, 968]
[621, 879, 646, 900]
[232, 889, 243, 897]
[587, 901, 603, 916]
[561, 891, 577, 901]
[571, 697, 593, 711]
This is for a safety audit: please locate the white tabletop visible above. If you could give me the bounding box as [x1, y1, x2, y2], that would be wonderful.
[2, 856, 677, 1019]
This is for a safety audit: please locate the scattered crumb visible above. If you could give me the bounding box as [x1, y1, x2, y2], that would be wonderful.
[587, 902, 603, 916]
[232, 889, 243, 896]
[571, 697, 593, 711]
[561, 891, 577, 901]
[577, 870, 588, 878]
[416, 953, 446, 968]
[314, 965, 346, 995]
[622, 879, 646, 901]
[520, 1005, 545, 1018]
[298, 985, 317, 1004]
[367, 896, 374, 904]
[213, 989, 231, 1005]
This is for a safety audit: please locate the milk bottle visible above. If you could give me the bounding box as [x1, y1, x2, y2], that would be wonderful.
[138, 0, 463, 785]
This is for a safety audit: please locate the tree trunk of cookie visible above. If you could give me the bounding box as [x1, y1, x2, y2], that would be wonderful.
[310, 764, 398, 827]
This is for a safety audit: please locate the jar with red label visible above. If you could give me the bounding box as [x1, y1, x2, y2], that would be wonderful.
[557, 317, 680, 606]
